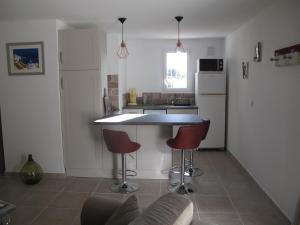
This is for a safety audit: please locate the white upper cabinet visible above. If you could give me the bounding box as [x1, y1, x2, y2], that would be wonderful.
[59, 29, 100, 71]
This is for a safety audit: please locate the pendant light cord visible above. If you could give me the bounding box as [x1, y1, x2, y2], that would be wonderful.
[178, 21, 180, 42]
[122, 23, 124, 42]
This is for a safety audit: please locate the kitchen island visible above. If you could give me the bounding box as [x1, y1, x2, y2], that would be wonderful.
[94, 114, 204, 179]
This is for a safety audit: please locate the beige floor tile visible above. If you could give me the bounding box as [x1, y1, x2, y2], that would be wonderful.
[231, 197, 279, 214]
[19, 190, 60, 207]
[193, 180, 226, 196]
[129, 179, 161, 195]
[30, 178, 67, 192]
[0, 176, 29, 189]
[50, 192, 89, 209]
[64, 178, 99, 193]
[225, 183, 269, 201]
[195, 196, 235, 214]
[192, 166, 219, 182]
[198, 213, 243, 225]
[0, 188, 29, 205]
[10, 206, 45, 225]
[31, 208, 79, 225]
[0, 151, 290, 225]
[240, 213, 290, 225]
[94, 178, 117, 193]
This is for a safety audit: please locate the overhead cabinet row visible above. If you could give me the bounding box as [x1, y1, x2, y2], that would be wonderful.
[59, 29, 100, 70]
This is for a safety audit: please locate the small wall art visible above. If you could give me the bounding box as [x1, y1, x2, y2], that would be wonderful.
[270, 43, 300, 67]
[242, 61, 249, 79]
[6, 42, 45, 75]
[253, 42, 262, 62]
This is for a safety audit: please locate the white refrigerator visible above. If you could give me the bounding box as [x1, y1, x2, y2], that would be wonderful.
[195, 72, 226, 149]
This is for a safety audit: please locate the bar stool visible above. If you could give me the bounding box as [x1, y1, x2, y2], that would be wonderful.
[103, 129, 140, 193]
[166, 125, 206, 194]
[185, 119, 210, 177]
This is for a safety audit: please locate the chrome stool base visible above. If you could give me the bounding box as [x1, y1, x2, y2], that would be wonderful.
[184, 167, 203, 177]
[169, 182, 194, 194]
[111, 182, 139, 193]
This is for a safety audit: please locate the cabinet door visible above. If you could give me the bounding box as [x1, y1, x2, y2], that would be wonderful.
[61, 70, 101, 176]
[198, 95, 225, 148]
[60, 29, 100, 71]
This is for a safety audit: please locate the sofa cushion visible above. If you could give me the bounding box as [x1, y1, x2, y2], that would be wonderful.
[129, 193, 193, 225]
[105, 195, 140, 225]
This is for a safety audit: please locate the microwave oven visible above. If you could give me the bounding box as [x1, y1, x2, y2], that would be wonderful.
[197, 59, 223, 72]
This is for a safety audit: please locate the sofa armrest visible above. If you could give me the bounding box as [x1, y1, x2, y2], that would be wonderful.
[81, 196, 122, 225]
[293, 195, 300, 225]
[129, 193, 193, 225]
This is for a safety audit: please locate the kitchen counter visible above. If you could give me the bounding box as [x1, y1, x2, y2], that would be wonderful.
[123, 105, 198, 110]
[94, 113, 203, 125]
[94, 113, 204, 179]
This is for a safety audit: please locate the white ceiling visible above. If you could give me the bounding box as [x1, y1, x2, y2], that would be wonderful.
[0, 0, 276, 38]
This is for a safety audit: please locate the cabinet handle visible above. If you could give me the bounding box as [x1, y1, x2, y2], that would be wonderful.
[60, 52, 63, 64]
[60, 77, 64, 90]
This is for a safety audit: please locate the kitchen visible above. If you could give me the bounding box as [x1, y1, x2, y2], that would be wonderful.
[0, 0, 300, 224]
[60, 31, 226, 178]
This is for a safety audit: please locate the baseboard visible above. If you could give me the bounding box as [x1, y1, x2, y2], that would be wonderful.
[2, 172, 66, 178]
[227, 149, 291, 222]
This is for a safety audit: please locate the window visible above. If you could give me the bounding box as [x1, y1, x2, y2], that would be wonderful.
[164, 52, 187, 89]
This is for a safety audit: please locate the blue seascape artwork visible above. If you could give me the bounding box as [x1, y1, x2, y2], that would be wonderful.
[13, 48, 40, 70]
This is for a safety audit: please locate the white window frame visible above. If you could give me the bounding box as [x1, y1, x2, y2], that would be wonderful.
[162, 48, 190, 92]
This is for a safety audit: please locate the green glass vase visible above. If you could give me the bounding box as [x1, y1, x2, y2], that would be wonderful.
[20, 154, 43, 185]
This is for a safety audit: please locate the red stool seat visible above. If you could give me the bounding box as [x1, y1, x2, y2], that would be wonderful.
[183, 119, 211, 177]
[167, 125, 206, 150]
[103, 129, 140, 154]
[103, 129, 140, 193]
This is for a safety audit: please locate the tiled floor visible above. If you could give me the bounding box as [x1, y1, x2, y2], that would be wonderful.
[0, 151, 290, 225]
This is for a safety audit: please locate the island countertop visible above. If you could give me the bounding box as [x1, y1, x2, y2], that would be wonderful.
[94, 113, 204, 125]
[123, 105, 198, 110]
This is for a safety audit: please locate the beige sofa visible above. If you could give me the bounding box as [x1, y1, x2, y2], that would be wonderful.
[81, 192, 201, 225]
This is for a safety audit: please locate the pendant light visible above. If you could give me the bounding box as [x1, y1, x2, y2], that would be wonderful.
[117, 17, 129, 59]
[175, 16, 184, 52]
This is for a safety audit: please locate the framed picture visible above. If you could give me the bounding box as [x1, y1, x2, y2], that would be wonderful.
[6, 42, 45, 75]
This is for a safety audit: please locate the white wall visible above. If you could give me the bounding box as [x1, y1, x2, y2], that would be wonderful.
[0, 20, 65, 173]
[105, 33, 127, 111]
[226, 0, 300, 220]
[126, 38, 224, 95]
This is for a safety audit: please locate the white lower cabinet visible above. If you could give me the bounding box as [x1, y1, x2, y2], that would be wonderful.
[136, 125, 172, 178]
[61, 70, 101, 177]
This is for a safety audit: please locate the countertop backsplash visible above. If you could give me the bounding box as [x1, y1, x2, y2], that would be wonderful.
[123, 92, 195, 107]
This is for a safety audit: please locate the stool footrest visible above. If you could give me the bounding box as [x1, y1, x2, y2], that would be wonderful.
[117, 169, 137, 177]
